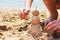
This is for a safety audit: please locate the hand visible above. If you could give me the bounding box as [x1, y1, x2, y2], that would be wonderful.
[44, 20, 60, 33]
[19, 7, 30, 19]
[45, 16, 58, 25]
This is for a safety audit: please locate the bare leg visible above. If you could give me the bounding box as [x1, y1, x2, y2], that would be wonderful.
[43, 0, 58, 24]
[56, 0, 60, 9]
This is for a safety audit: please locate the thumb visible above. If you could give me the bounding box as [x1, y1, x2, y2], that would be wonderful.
[24, 8, 30, 14]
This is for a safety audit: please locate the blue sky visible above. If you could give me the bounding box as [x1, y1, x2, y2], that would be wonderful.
[0, 0, 47, 10]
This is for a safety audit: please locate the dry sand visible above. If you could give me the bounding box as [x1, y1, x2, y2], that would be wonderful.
[0, 8, 60, 40]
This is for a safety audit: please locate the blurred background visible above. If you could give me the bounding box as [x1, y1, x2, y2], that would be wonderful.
[0, 0, 47, 10]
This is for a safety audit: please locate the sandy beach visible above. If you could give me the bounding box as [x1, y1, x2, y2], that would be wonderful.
[0, 8, 60, 40]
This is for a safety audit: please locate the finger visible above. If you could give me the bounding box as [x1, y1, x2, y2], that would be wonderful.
[53, 27, 58, 31]
[20, 8, 25, 14]
[24, 7, 30, 13]
[44, 26, 48, 30]
[46, 20, 56, 27]
[45, 23, 57, 31]
[44, 22, 55, 31]
[24, 10, 30, 15]
[47, 26, 54, 31]
[47, 22, 58, 31]
[44, 26, 52, 31]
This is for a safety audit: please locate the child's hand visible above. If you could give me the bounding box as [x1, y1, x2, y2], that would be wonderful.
[44, 20, 60, 33]
[19, 8, 30, 19]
